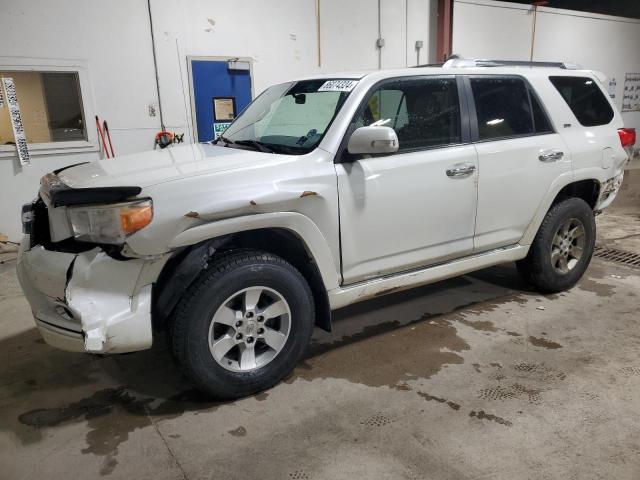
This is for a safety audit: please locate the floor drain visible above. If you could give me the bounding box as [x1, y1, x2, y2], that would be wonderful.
[594, 246, 640, 268]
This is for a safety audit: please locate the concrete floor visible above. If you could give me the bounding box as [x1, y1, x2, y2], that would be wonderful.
[1, 170, 639, 480]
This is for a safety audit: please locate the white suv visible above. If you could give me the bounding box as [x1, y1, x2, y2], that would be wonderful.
[17, 58, 635, 399]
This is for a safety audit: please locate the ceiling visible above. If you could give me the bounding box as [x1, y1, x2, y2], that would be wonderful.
[500, 1, 640, 19]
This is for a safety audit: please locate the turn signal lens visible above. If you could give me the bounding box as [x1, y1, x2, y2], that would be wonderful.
[120, 203, 153, 234]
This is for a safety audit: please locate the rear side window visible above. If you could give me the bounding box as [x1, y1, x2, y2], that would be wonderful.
[470, 77, 553, 140]
[354, 77, 461, 151]
[549, 76, 613, 127]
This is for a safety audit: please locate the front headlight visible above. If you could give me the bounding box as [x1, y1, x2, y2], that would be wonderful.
[67, 199, 153, 244]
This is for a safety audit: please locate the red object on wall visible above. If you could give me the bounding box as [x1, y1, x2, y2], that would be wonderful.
[436, 0, 453, 63]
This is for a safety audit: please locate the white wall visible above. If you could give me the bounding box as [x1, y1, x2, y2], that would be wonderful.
[0, 0, 434, 241]
[452, 0, 640, 134]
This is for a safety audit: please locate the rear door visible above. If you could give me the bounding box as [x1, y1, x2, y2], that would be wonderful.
[467, 75, 571, 252]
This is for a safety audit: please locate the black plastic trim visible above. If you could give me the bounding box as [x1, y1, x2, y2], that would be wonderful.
[50, 186, 142, 207]
[53, 162, 90, 175]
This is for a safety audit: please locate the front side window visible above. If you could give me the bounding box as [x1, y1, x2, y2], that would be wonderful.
[549, 76, 613, 127]
[471, 77, 536, 140]
[0, 71, 86, 145]
[354, 77, 461, 151]
[219, 79, 355, 154]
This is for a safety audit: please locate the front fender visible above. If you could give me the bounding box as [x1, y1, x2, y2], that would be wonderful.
[169, 212, 341, 292]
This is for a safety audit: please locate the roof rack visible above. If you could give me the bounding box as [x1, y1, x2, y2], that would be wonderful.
[440, 57, 582, 70]
[412, 62, 445, 68]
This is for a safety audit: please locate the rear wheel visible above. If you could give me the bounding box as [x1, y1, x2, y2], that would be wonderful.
[171, 249, 315, 399]
[517, 197, 596, 293]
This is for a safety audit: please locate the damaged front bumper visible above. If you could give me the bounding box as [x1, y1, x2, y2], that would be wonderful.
[17, 237, 158, 353]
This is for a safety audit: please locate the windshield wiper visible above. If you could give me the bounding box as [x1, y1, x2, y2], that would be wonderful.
[267, 144, 306, 155]
[214, 135, 233, 146]
[233, 139, 274, 153]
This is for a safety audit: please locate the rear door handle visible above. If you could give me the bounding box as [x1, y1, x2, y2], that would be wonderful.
[539, 149, 564, 162]
[446, 162, 476, 178]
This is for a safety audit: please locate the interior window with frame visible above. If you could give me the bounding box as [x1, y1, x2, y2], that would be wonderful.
[0, 71, 87, 146]
[354, 77, 462, 152]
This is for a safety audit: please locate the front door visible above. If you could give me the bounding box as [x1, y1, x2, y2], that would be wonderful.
[190, 58, 253, 142]
[336, 76, 478, 284]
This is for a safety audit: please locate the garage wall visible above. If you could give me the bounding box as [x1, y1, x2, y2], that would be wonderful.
[0, 0, 435, 241]
[452, 0, 640, 134]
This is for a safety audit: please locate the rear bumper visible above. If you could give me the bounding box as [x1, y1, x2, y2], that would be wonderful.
[17, 237, 155, 353]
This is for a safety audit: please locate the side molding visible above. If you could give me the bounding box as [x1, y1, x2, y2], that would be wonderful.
[328, 245, 528, 310]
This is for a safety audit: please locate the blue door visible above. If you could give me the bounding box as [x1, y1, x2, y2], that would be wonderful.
[190, 59, 252, 142]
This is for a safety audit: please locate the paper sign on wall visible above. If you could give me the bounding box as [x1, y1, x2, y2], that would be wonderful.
[608, 78, 617, 99]
[1, 77, 30, 165]
[213, 97, 235, 121]
[318, 80, 359, 92]
[213, 122, 231, 140]
[622, 73, 640, 112]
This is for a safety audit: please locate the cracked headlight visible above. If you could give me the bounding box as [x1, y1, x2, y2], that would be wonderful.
[67, 199, 153, 244]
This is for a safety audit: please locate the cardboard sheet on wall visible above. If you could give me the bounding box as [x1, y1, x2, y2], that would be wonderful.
[1, 77, 30, 165]
[622, 73, 640, 112]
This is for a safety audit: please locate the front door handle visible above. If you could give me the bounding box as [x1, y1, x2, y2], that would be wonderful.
[539, 149, 564, 162]
[446, 162, 476, 178]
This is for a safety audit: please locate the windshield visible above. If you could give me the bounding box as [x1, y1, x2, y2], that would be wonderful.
[216, 79, 357, 154]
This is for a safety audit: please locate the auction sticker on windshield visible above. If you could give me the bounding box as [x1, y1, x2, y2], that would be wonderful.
[318, 80, 359, 92]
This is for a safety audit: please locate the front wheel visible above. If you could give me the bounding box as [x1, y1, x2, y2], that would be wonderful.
[171, 250, 315, 399]
[517, 197, 596, 293]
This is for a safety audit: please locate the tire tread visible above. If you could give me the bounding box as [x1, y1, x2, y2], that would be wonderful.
[170, 248, 314, 398]
[517, 197, 595, 293]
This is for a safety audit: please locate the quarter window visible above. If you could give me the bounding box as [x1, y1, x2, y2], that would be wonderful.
[354, 77, 461, 151]
[549, 76, 613, 127]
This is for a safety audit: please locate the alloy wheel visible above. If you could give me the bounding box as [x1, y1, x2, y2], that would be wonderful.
[208, 286, 291, 372]
[551, 217, 586, 274]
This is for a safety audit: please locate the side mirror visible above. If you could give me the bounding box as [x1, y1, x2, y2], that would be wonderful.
[347, 126, 399, 155]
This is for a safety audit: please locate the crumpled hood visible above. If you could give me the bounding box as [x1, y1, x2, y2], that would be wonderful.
[58, 143, 282, 189]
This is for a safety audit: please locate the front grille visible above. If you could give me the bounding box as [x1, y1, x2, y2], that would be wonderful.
[594, 245, 640, 268]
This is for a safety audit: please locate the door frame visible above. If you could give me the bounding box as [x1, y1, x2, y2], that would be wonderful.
[186, 55, 255, 143]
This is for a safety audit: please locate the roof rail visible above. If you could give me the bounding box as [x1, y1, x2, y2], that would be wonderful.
[441, 57, 582, 70]
[412, 62, 445, 68]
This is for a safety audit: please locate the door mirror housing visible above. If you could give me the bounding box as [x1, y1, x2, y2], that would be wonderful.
[347, 126, 399, 155]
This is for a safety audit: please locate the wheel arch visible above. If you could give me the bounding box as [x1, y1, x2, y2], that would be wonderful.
[551, 179, 600, 210]
[154, 218, 338, 332]
[520, 177, 601, 246]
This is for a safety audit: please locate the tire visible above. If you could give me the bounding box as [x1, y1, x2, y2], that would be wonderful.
[516, 197, 596, 293]
[171, 249, 315, 400]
